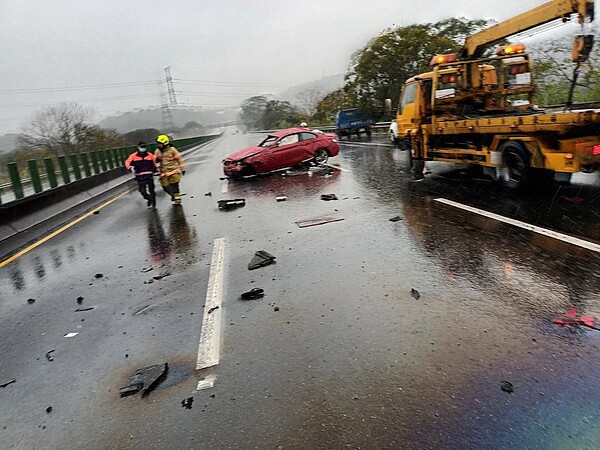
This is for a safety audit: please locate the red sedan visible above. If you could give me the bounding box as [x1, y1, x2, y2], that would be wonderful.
[223, 128, 340, 177]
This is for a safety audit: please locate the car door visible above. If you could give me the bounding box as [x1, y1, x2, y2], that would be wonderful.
[269, 133, 302, 169]
[300, 132, 319, 158]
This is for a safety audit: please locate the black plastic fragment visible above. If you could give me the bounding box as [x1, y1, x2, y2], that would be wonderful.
[208, 306, 219, 314]
[46, 406, 52, 414]
[119, 363, 168, 398]
[248, 250, 276, 270]
[76, 296, 84, 304]
[182, 397, 194, 409]
[411, 289, 420, 300]
[75, 307, 94, 312]
[218, 199, 245, 210]
[241, 288, 265, 300]
[0, 379, 16, 388]
[94, 273, 103, 279]
[27, 298, 36, 304]
[320, 194, 338, 201]
[500, 381, 514, 393]
[45, 350, 55, 361]
[389, 216, 403, 222]
[205, 192, 212, 196]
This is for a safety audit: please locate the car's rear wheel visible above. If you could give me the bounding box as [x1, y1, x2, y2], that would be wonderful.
[313, 148, 329, 165]
[365, 128, 372, 137]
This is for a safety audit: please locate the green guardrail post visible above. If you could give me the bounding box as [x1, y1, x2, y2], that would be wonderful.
[27, 159, 43, 193]
[69, 154, 82, 180]
[57, 155, 71, 184]
[7, 162, 24, 199]
[81, 152, 92, 177]
[99, 150, 108, 172]
[104, 149, 114, 170]
[44, 158, 58, 188]
[112, 148, 120, 167]
[120, 148, 127, 164]
[90, 151, 100, 174]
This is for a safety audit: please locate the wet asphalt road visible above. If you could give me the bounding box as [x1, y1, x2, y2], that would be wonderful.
[1, 129, 600, 449]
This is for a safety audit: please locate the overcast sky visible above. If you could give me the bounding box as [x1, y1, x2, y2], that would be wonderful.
[0, 0, 591, 134]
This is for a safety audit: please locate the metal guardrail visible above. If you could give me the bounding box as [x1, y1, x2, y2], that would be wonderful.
[0, 134, 221, 206]
[249, 122, 392, 134]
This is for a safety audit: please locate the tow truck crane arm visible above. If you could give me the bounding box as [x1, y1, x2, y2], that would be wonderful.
[460, 0, 595, 59]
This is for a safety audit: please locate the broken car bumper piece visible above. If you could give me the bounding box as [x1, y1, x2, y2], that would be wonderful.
[248, 251, 276, 270]
[218, 199, 246, 210]
[119, 363, 168, 397]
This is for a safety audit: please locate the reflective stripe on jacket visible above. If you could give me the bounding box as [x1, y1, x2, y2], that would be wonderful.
[155, 146, 185, 174]
[125, 151, 159, 178]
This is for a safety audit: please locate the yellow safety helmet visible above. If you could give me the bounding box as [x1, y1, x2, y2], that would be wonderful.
[156, 134, 170, 145]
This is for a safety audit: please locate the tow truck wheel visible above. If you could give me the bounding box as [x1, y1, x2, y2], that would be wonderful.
[501, 142, 530, 189]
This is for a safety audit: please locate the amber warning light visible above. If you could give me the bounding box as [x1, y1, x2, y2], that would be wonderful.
[496, 43, 526, 56]
[430, 53, 458, 66]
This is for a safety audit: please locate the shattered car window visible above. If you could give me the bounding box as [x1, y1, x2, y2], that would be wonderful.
[258, 135, 278, 147]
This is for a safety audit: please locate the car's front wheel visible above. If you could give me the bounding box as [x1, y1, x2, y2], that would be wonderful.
[313, 148, 329, 165]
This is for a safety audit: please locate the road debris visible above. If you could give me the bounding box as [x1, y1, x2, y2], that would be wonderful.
[248, 250, 276, 270]
[76, 296, 84, 304]
[205, 192, 212, 196]
[276, 196, 287, 202]
[320, 194, 338, 201]
[553, 308, 599, 330]
[45, 350, 55, 361]
[208, 306, 219, 314]
[218, 199, 245, 210]
[389, 216, 403, 222]
[64, 332, 79, 338]
[411, 289, 420, 300]
[295, 215, 344, 228]
[75, 307, 94, 312]
[274, 306, 280, 312]
[46, 406, 53, 414]
[241, 288, 265, 300]
[94, 273, 103, 279]
[561, 195, 584, 205]
[119, 363, 168, 397]
[153, 272, 171, 281]
[196, 375, 216, 391]
[181, 397, 194, 409]
[27, 298, 36, 304]
[500, 381, 514, 393]
[141, 267, 153, 273]
[133, 304, 152, 316]
[93, 211, 100, 215]
[0, 379, 16, 389]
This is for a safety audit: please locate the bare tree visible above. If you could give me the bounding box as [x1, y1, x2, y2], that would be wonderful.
[294, 87, 326, 118]
[18, 102, 117, 156]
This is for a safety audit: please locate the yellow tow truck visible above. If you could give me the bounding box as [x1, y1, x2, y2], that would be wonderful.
[388, 0, 600, 188]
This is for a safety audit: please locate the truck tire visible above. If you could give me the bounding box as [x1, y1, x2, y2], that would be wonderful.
[501, 141, 530, 189]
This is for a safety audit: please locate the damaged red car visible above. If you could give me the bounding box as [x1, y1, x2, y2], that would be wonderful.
[223, 128, 340, 177]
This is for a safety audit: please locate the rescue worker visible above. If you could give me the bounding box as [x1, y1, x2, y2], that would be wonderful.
[300, 122, 308, 128]
[154, 134, 186, 204]
[125, 141, 158, 209]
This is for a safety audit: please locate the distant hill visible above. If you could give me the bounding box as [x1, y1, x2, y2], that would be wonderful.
[98, 106, 239, 134]
[0, 133, 19, 155]
[277, 73, 345, 103]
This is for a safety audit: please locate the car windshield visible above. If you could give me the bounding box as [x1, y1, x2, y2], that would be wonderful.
[258, 135, 278, 147]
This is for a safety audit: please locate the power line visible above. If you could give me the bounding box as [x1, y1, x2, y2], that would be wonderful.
[0, 93, 160, 109]
[176, 90, 260, 97]
[174, 78, 294, 87]
[0, 80, 161, 95]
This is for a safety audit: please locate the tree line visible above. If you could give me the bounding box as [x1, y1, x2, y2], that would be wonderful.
[240, 17, 600, 130]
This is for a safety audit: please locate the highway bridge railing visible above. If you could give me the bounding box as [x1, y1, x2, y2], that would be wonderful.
[0, 134, 220, 206]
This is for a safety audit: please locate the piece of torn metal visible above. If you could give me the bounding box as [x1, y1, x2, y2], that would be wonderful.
[218, 199, 246, 210]
[141, 267, 153, 273]
[119, 363, 168, 398]
[295, 215, 344, 228]
[181, 397, 194, 409]
[75, 307, 94, 312]
[0, 379, 16, 388]
[64, 332, 79, 338]
[389, 216, 403, 222]
[553, 308, 599, 330]
[248, 250, 276, 270]
[241, 288, 265, 300]
[133, 304, 152, 316]
[208, 306, 219, 315]
[45, 350, 55, 361]
[152, 272, 171, 281]
[320, 194, 338, 201]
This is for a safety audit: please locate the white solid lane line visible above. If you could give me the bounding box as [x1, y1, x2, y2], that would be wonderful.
[221, 178, 229, 194]
[435, 198, 600, 254]
[196, 237, 226, 371]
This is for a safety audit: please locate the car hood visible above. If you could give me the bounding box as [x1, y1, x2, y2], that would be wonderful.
[224, 146, 265, 162]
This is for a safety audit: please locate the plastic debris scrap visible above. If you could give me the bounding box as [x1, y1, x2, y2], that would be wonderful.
[76, 296, 84, 304]
[94, 273, 103, 279]
[411, 289, 420, 300]
[276, 196, 287, 202]
[119, 363, 168, 397]
[0, 379, 16, 388]
[208, 306, 219, 314]
[248, 250, 276, 270]
[389, 216, 403, 222]
[218, 199, 246, 210]
[241, 288, 265, 300]
[64, 332, 79, 338]
[46, 406, 53, 414]
[205, 192, 212, 196]
[320, 194, 338, 201]
[553, 308, 599, 330]
[182, 397, 194, 409]
[75, 307, 94, 312]
[500, 381, 514, 393]
[45, 350, 55, 361]
[295, 215, 344, 228]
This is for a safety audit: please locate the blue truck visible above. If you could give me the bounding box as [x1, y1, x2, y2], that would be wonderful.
[335, 109, 375, 139]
